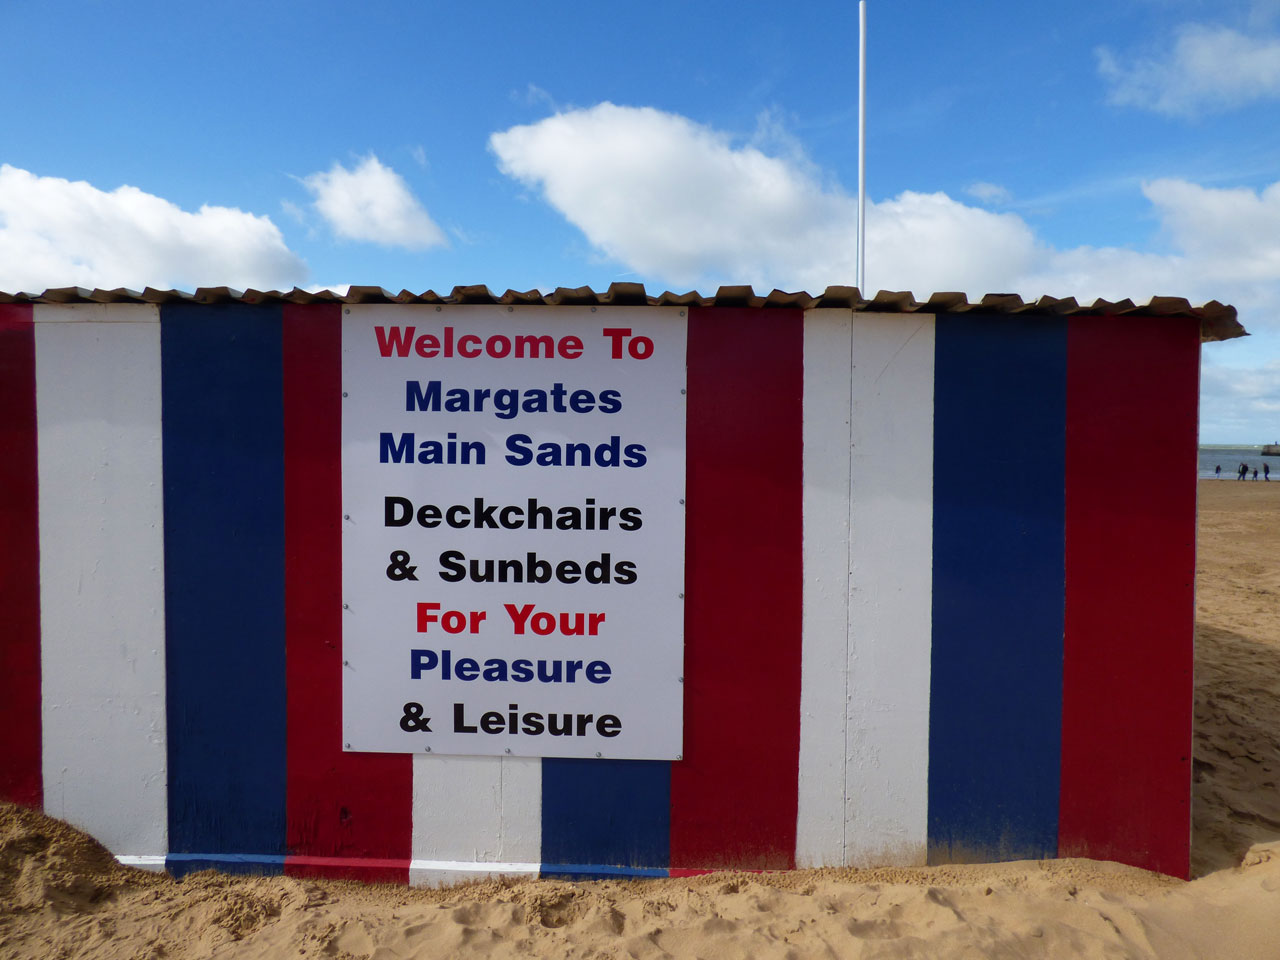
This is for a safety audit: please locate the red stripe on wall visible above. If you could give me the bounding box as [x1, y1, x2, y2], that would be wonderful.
[1060, 314, 1200, 878]
[0, 305, 42, 808]
[670, 306, 804, 870]
[282, 304, 412, 883]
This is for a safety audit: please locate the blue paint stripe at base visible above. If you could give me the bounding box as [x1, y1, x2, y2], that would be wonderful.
[165, 853, 287, 879]
[928, 314, 1067, 864]
[541, 758, 670, 869]
[540, 863, 670, 880]
[161, 303, 287, 861]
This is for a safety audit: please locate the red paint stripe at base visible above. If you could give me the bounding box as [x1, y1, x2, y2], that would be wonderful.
[0, 305, 42, 809]
[670, 307, 804, 871]
[283, 304, 412, 882]
[1060, 315, 1199, 878]
[284, 855, 413, 885]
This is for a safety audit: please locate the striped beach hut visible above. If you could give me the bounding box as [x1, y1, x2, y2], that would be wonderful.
[0, 286, 1242, 882]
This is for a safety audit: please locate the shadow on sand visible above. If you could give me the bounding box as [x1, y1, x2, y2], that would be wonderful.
[1192, 623, 1280, 876]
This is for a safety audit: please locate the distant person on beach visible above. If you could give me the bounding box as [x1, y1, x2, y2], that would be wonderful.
[1239, 463, 1248, 480]
[1216, 465, 1222, 478]
[1254, 468, 1259, 480]
[1266, 464, 1271, 481]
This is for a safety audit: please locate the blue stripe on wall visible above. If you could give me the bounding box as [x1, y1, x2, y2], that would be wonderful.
[928, 313, 1067, 863]
[542, 863, 670, 879]
[541, 759, 670, 876]
[165, 853, 287, 877]
[162, 303, 287, 877]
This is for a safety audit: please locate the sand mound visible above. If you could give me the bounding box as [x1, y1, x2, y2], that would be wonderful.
[0, 806, 330, 958]
[0, 801, 149, 914]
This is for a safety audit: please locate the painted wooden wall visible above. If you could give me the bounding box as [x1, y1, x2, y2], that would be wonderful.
[0, 302, 1200, 880]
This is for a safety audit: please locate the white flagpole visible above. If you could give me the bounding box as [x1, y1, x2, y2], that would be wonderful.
[857, 0, 867, 294]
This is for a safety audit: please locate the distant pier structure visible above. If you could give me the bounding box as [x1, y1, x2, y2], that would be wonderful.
[1264, 444, 1280, 456]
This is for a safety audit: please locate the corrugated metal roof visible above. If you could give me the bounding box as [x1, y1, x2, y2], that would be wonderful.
[0, 284, 1245, 342]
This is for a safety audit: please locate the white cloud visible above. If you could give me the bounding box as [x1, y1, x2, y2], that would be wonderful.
[488, 103, 1280, 333]
[1203, 358, 1280, 414]
[492, 103, 825, 289]
[301, 154, 446, 251]
[280, 198, 307, 225]
[869, 191, 1038, 295]
[0, 164, 308, 293]
[966, 182, 1011, 204]
[1144, 178, 1280, 281]
[1200, 357, 1280, 440]
[511, 84, 562, 114]
[1097, 23, 1280, 116]
[1017, 178, 1280, 325]
[490, 102, 1035, 294]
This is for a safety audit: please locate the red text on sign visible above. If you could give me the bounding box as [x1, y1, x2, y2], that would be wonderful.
[375, 326, 584, 360]
[504, 603, 606, 636]
[417, 602, 487, 634]
[601, 328, 655, 359]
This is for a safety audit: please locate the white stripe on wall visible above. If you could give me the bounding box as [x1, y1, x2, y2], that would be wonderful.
[410, 756, 541, 887]
[796, 308, 854, 866]
[846, 311, 934, 865]
[115, 855, 168, 872]
[34, 304, 168, 860]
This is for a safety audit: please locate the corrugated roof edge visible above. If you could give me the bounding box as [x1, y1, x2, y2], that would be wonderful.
[0, 283, 1244, 342]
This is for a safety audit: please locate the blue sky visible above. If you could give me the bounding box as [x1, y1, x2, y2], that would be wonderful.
[2, 0, 1279, 441]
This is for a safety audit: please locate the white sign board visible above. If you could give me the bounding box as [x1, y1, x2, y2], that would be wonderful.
[342, 305, 686, 760]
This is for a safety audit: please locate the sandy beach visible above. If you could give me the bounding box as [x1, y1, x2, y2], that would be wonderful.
[3, 478, 1278, 959]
